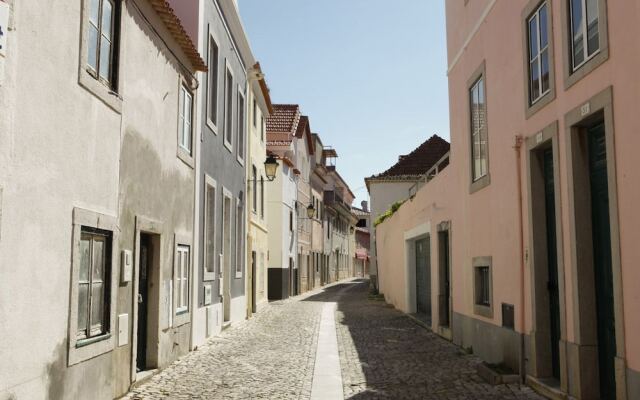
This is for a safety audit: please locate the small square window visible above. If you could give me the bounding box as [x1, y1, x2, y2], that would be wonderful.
[473, 256, 493, 318]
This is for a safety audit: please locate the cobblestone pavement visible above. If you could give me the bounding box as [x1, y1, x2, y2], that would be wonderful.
[125, 279, 544, 399]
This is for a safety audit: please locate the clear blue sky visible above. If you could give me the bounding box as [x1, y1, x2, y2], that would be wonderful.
[238, 0, 450, 205]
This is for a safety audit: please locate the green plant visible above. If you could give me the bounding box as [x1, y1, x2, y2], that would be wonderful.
[373, 200, 406, 227]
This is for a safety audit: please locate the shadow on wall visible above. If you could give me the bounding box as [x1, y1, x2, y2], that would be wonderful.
[302, 279, 530, 399]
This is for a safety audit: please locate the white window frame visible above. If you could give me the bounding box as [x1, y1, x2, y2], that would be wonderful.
[203, 175, 217, 281]
[68, 207, 118, 366]
[235, 198, 244, 278]
[569, 0, 600, 72]
[223, 62, 234, 152]
[528, 2, 551, 105]
[221, 188, 233, 281]
[178, 84, 193, 154]
[470, 76, 488, 182]
[173, 234, 192, 327]
[236, 86, 246, 165]
[206, 32, 220, 133]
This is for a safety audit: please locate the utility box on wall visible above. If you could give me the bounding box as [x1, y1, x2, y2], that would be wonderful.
[121, 250, 133, 283]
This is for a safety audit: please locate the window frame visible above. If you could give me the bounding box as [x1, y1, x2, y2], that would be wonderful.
[235, 198, 244, 279]
[223, 62, 234, 152]
[68, 207, 118, 366]
[236, 86, 246, 165]
[206, 32, 220, 132]
[522, 0, 557, 119]
[203, 175, 217, 282]
[467, 61, 491, 194]
[222, 188, 233, 282]
[260, 176, 265, 219]
[252, 165, 258, 214]
[78, 0, 122, 113]
[472, 256, 493, 318]
[560, 0, 609, 89]
[173, 234, 192, 327]
[177, 82, 195, 168]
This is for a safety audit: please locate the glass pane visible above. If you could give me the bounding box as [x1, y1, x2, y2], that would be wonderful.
[176, 253, 182, 306]
[529, 15, 538, 60]
[185, 92, 192, 122]
[571, 0, 584, 68]
[226, 72, 233, 143]
[541, 50, 550, 93]
[88, 25, 99, 71]
[92, 237, 105, 281]
[99, 38, 112, 81]
[539, 4, 548, 48]
[79, 236, 91, 282]
[90, 0, 100, 24]
[530, 58, 540, 101]
[208, 42, 218, 122]
[586, 0, 599, 55]
[101, 0, 113, 40]
[90, 282, 104, 333]
[77, 283, 89, 334]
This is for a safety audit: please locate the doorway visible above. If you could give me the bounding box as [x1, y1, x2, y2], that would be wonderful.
[136, 232, 159, 373]
[223, 195, 232, 323]
[438, 223, 451, 331]
[415, 237, 431, 323]
[251, 251, 257, 313]
[587, 123, 616, 399]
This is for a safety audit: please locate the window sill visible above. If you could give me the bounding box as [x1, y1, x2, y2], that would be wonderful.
[469, 174, 491, 194]
[76, 333, 111, 348]
[223, 139, 233, 153]
[177, 147, 195, 169]
[525, 88, 555, 120]
[234, 272, 243, 279]
[237, 156, 245, 167]
[206, 119, 218, 135]
[564, 47, 609, 90]
[78, 69, 122, 114]
[203, 271, 216, 282]
[474, 304, 493, 319]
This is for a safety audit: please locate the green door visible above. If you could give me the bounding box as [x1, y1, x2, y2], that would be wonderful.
[543, 148, 561, 380]
[588, 123, 616, 399]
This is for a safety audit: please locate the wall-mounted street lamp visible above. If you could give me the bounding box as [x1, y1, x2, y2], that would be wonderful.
[306, 204, 316, 219]
[264, 155, 279, 181]
[350, 226, 355, 234]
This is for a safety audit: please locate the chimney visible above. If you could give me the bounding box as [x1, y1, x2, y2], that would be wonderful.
[361, 201, 368, 212]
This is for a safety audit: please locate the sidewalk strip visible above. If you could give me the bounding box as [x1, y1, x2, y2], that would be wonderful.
[310, 302, 343, 400]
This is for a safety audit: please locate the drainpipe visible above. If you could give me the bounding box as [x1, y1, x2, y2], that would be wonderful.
[514, 135, 526, 384]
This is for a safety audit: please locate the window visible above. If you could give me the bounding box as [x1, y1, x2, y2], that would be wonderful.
[252, 166, 258, 213]
[261, 116, 265, 142]
[289, 210, 294, 232]
[204, 179, 216, 281]
[237, 90, 245, 161]
[253, 99, 258, 128]
[260, 176, 265, 218]
[570, 0, 599, 71]
[475, 267, 490, 306]
[87, 0, 118, 87]
[235, 200, 243, 277]
[224, 67, 234, 148]
[69, 209, 117, 365]
[222, 191, 232, 280]
[175, 244, 190, 314]
[473, 256, 493, 318]
[77, 227, 112, 340]
[207, 35, 219, 126]
[528, 2, 550, 104]
[469, 75, 488, 183]
[179, 85, 193, 154]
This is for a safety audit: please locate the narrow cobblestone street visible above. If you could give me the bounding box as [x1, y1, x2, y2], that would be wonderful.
[125, 279, 543, 399]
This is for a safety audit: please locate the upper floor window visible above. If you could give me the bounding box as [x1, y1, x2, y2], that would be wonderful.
[570, 0, 599, 71]
[224, 67, 234, 149]
[260, 176, 265, 218]
[87, 0, 119, 88]
[469, 76, 488, 182]
[237, 90, 245, 162]
[207, 35, 219, 127]
[528, 2, 550, 104]
[253, 99, 258, 128]
[252, 165, 258, 213]
[261, 116, 265, 142]
[179, 85, 193, 154]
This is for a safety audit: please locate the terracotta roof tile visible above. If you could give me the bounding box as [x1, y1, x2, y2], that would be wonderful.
[368, 134, 450, 179]
[148, 0, 207, 72]
[266, 104, 301, 136]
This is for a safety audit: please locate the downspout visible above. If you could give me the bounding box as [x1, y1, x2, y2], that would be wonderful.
[514, 135, 526, 384]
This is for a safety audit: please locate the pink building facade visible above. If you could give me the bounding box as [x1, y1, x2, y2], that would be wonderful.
[375, 1, 639, 399]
